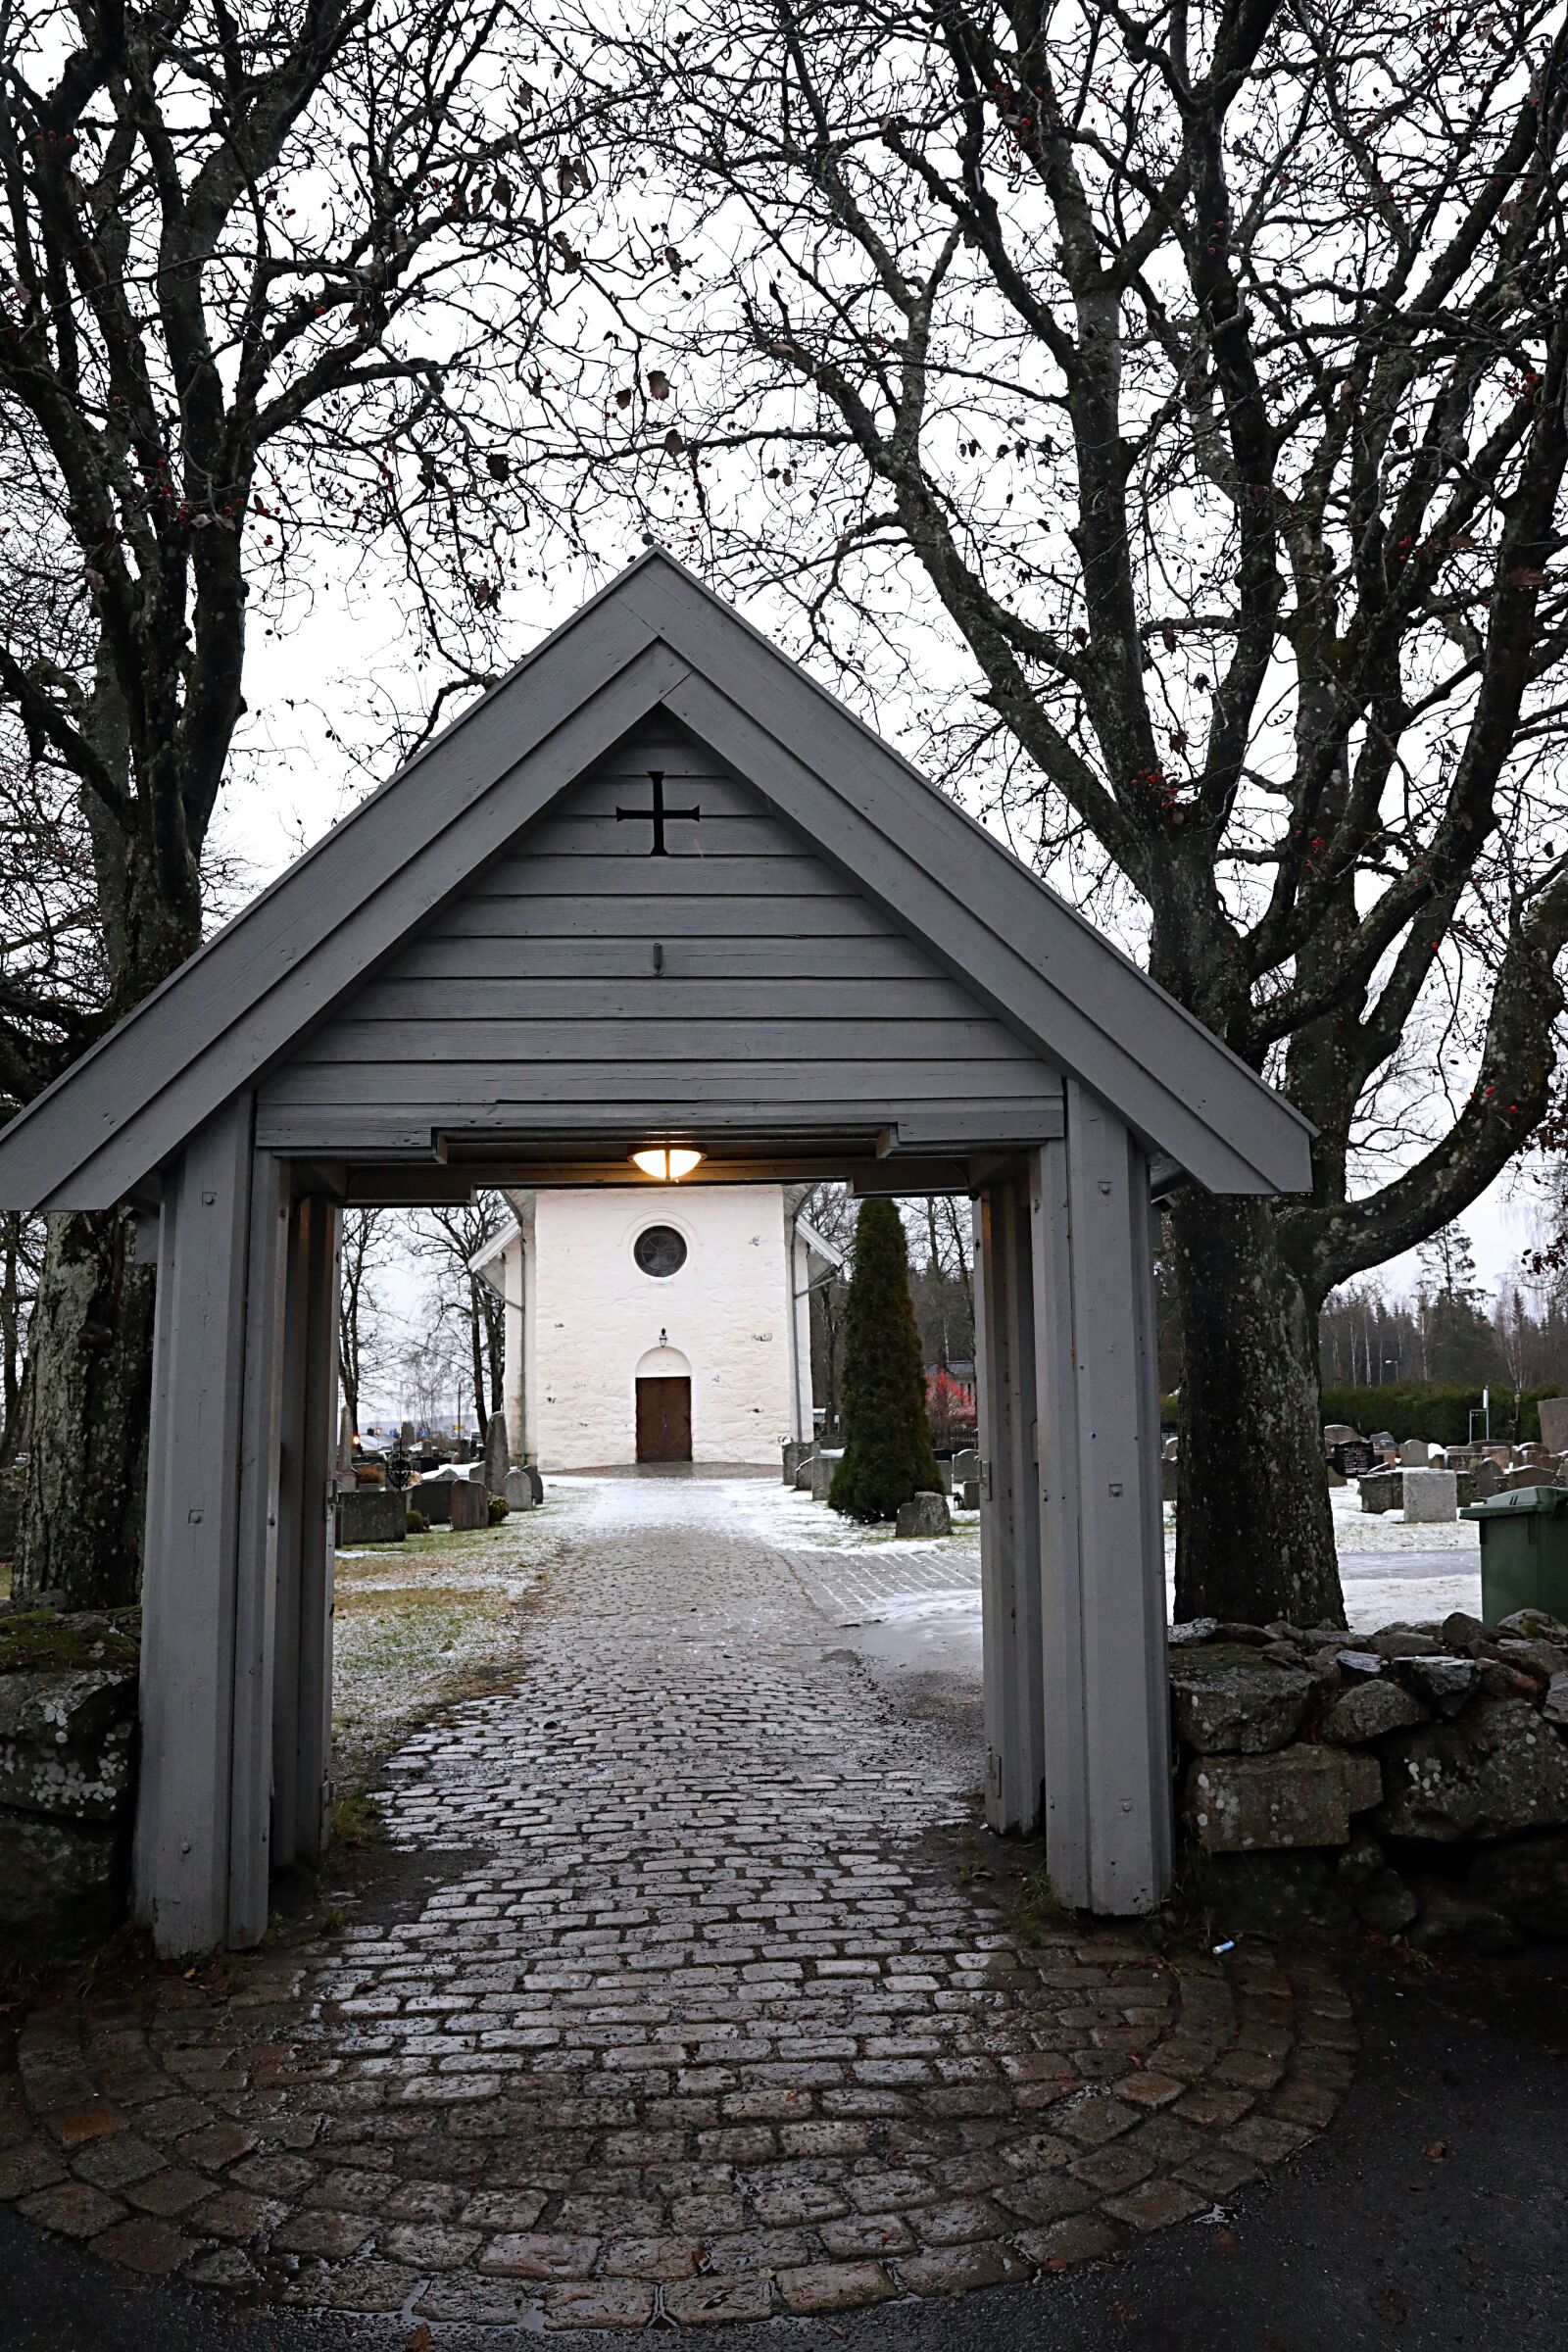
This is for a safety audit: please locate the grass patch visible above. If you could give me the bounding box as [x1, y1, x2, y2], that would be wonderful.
[1007, 1866, 1073, 1944]
[330, 1788, 386, 1848]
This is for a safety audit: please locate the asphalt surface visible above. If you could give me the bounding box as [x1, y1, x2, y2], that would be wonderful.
[5, 1942, 1564, 2352]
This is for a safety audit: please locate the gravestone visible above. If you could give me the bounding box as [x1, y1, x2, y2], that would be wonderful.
[896, 1492, 951, 1539]
[483, 1416, 511, 1497]
[504, 1467, 535, 1512]
[1539, 1396, 1568, 1457]
[449, 1477, 489, 1531]
[936, 1460, 955, 1494]
[808, 1450, 843, 1502]
[1402, 1468, 1458, 1524]
[1398, 1438, 1432, 1468]
[952, 1448, 980, 1487]
[1471, 1457, 1504, 1499]
[1331, 1439, 1376, 1478]
[1369, 1429, 1396, 1457]
[400, 1419, 416, 1450]
[1359, 1470, 1402, 1514]
[1322, 1422, 1363, 1450]
[336, 1488, 406, 1545]
[416, 1479, 453, 1526]
[782, 1440, 813, 1486]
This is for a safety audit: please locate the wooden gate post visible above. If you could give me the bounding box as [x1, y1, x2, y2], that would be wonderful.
[974, 1172, 1045, 1834]
[1032, 1082, 1173, 1912]
[271, 1192, 341, 1869]
[134, 1096, 289, 1954]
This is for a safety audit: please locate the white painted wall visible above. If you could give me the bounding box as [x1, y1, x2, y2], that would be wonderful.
[526, 1185, 796, 1469]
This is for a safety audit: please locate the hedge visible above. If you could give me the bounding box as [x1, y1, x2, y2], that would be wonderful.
[1162, 1383, 1562, 1447]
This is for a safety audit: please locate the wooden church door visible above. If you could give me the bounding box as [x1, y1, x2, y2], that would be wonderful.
[636, 1376, 693, 1463]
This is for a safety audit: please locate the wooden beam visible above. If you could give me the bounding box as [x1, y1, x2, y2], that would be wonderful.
[975, 1176, 1046, 1834]
[228, 1148, 290, 1947]
[271, 1194, 338, 1869]
[1032, 1084, 1173, 1913]
[133, 1097, 256, 1956]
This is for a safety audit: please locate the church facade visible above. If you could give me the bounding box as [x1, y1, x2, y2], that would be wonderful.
[474, 1184, 841, 1471]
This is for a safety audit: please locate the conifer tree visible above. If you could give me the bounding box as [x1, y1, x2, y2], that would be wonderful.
[829, 1198, 942, 1521]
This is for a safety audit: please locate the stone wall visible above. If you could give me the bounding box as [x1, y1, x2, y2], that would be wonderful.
[1171, 1605, 1568, 1949]
[0, 1611, 138, 1945]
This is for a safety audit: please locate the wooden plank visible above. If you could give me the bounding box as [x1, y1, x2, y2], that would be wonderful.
[391, 935, 939, 981]
[290, 1017, 1037, 1065]
[263, 1060, 1058, 1105]
[556, 769, 763, 816]
[132, 1097, 255, 1957]
[432, 894, 893, 941]
[256, 1094, 1060, 1152]
[270, 1200, 311, 1870]
[296, 1198, 340, 1865]
[1032, 1085, 1173, 1915]
[520, 814, 792, 857]
[468, 856, 837, 899]
[38, 647, 692, 1211]
[976, 1178, 1045, 1835]
[227, 1147, 291, 1948]
[331, 975, 982, 1023]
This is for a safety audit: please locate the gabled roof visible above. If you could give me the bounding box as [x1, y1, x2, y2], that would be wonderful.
[0, 548, 1313, 1211]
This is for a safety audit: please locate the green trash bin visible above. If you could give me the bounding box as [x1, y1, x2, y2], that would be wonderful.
[1461, 1485, 1568, 1624]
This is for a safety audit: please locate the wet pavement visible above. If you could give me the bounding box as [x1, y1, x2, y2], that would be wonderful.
[1, 1477, 1352, 2332]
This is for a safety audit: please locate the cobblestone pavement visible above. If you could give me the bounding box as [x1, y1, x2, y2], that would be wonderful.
[0, 1478, 1355, 2329]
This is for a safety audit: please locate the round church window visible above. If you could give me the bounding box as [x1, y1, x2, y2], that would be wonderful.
[634, 1224, 688, 1279]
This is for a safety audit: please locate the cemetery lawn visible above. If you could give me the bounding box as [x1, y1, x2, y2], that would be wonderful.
[330, 1502, 568, 1788]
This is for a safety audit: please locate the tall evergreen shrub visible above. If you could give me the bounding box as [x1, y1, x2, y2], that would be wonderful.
[829, 1198, 942, 1521]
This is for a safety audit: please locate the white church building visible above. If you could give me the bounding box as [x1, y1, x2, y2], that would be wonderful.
[472, 1184, 841, 1470]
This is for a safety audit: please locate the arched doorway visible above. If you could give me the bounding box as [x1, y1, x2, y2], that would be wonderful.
[634, 1343, 693, 1462]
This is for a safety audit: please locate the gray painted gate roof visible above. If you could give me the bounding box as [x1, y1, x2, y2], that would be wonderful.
[0, 550, 1313, 1211]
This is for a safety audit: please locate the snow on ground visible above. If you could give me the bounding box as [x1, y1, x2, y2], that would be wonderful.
[332, 1499, 571, 1781]
[327, 1471, 1487, 1774]
[708, 1464, 1484, 1641]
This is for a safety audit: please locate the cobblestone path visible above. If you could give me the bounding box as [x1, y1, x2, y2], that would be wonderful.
[0, 1479, 1355, 2329]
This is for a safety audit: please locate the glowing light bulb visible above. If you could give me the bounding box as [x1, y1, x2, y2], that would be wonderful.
[631, 1146, 704, 1182]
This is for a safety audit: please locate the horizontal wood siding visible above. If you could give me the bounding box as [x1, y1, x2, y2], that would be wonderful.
[260, 721, 1060, 1148]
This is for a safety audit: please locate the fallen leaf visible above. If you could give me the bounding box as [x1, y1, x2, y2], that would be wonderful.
[1424, 2138, 1449, 2162]
[1259, 2330, 1292, 2352]
[1374, 2284, 1407, 2325]
[1108, 2299, 1140, 2325]
[1215, 2227, 1239, 2255]
[1465, 2247, 1485, 2269]
[405, 2329, 435, 2352]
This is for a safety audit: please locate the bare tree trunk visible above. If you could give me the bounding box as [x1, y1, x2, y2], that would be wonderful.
[468, 1282, 489, 1446]
[0, 1212, 27, 1465]
[14, 1208, 154, 1608]
[1169, 1191, 1343, 1629]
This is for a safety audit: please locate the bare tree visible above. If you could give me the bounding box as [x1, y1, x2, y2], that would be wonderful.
[0, 0, 601, 1603]
[545, 0, 1568, 1621]
[402, 1196, 510, 1441]
[338, 1208, 388, 1448]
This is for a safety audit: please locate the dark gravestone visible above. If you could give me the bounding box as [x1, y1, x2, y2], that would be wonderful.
[1330, 1439, 1376, 1478]
[416, 1480, 453, 1526]
[450, 1477, 489, 1531]
[336, 1488, 406, 1545]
